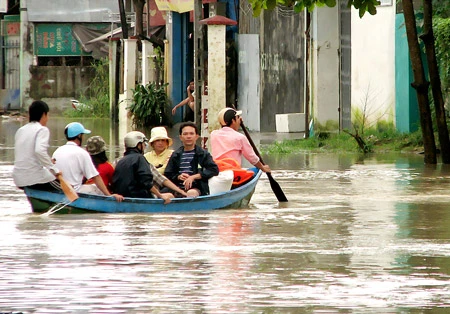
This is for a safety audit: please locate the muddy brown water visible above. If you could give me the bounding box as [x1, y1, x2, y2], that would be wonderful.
[1, 117, 450, 312]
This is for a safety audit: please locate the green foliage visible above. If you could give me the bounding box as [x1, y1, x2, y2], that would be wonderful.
[128, 82, 172, 128]
[434, 0, 450, 18]
[348, 0, 380, 18]
[264, 132, 358, 154]
[249, 0, 379, 17]
[433, 17, 450, 107]
[264, 128, 424, 155]
[311, 120, 339, 133]
[153, 46, 164, 74]
[63, 58, 110, 118]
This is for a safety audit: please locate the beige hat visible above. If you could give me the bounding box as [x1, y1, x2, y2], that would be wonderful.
[149, 126, 173, 146]
[218, 108, 242, 126]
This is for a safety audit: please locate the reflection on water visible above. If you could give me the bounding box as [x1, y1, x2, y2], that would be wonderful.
[2, 118, 450, 312]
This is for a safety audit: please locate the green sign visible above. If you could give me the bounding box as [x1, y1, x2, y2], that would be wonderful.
[34, 24, 88, 56]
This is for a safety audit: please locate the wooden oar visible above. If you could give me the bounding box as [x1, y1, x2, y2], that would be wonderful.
[56, 174, 79, 202]
[240, 120, 288, 202]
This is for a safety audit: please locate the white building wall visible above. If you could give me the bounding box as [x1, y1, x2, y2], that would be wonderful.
[311, 6, 340, 130]
[351, 5, 396, 125]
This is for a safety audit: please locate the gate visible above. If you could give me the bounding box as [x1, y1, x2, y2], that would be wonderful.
[1, 15, 20, 110]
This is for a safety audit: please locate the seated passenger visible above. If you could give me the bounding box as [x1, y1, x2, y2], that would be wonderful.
[53, 122, 123, 202]
[164, 122, 219, 197]
[83, 136, 115, 194]
[144, 126, 174, 174]
[112, 131, 173, 204]
[13, 100, 61, 191]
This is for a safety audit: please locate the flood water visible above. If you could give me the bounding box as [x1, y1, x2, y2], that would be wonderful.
[2, 117, 450, 313]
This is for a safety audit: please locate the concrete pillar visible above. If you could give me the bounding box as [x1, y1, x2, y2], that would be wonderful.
[119, 38, 137, 143]
[109, 38, 120, 121]
[311, 6, 340, 132]
[141, 40, 155, 85]
[199, 16, 237, 148]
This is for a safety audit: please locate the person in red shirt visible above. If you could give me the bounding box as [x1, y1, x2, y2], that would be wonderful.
[85, 136, 115, 192]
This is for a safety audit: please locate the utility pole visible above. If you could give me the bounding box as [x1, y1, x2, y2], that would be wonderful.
[118, 0, 128, 39]
[193, 0, 204, 127]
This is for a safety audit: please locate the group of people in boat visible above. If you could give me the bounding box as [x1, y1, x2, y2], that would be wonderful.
[12, 100, 271, 204]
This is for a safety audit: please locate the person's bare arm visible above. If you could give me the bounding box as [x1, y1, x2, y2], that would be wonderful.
[151, 186, 172, 204]
[172, 98, 189, 115]
[254, 161, 271, 173]
[163, 179, 188, 197]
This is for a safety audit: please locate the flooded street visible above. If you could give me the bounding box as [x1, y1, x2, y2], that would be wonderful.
[2, 117, 450, 312]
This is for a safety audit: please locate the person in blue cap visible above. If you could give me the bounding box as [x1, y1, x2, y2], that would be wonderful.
[52, 122, 123, 202]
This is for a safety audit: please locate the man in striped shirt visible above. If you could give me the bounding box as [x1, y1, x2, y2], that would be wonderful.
[164, 122, 219, 197]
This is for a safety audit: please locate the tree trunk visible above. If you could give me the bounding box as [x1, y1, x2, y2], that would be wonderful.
[420, 0, 450, 163]
[134, 0, 146, 37]
[402, 0, 436, 164]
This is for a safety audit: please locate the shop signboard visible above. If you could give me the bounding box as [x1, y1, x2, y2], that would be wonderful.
[34, 23, 89, 56]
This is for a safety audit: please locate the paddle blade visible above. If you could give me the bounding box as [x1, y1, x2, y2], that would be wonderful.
[239, 119, 288, 202]
[267, 173, 288, 202]
[57, 175, 79, 202]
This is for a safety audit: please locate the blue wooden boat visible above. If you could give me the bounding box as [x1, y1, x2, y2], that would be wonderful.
[23, 171, 261, 214]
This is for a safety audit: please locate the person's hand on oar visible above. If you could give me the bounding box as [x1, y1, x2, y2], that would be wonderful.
[259, 163, 271, 174]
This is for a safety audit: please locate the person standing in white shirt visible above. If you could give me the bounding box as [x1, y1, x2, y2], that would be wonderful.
[13, 100, 61, 190]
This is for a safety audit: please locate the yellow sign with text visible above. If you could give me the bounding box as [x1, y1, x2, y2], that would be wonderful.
[155, 0, 194, 13]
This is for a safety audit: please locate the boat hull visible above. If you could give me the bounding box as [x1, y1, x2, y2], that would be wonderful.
[24, 171, 261, 214]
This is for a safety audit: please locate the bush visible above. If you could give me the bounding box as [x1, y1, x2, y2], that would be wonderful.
[128, 82, 172, 128]
[63, 58, 110, 118]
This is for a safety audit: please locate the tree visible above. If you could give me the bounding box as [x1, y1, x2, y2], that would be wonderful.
[249, 0, 450, 164]
[420, 0, 450, 163]
[402, 0, 436, 163]
[249, 0, 381, 17]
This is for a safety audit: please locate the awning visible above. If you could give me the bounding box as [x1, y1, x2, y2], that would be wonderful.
[72, 23, 165, 59]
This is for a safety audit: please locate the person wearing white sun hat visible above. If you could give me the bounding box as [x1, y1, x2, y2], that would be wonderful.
[112, 131, 187, 204]
[144, 126, 174, 174]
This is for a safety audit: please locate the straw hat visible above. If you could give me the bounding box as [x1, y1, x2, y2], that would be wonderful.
[218, 108, 242, 126]
[149, 127, 173, 146]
